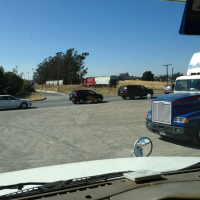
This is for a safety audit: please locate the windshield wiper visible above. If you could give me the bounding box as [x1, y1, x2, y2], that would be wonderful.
[0, 182, 48, 190]
[0, 171, 130, 199]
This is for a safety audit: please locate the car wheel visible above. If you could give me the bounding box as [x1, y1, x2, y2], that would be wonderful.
[79, 99, 84, 104]
[97, 97, 102, 103]
[130, 95, 135, 99]
[20, 102, 28, 109]
[122, 97, 126, 100]
[192, 124, 200, 145]
[73, 101, 77, 104]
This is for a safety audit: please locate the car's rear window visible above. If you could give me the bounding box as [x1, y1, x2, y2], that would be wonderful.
[129, 86, 137, 90]
[78, 90, 87, 95]
[119, 86, 127, 91]
[71, 90, 76, 95]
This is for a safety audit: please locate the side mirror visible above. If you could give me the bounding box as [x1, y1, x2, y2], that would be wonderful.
[130, 137, 153, 157]
[147, 94, 151, 100]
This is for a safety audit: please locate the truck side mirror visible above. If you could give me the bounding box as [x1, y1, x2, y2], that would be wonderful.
[130, 137, 153, 157]
[147, 94, 151, 99]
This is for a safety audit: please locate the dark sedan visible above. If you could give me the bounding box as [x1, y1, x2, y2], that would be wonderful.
[69, 90, 103, 104]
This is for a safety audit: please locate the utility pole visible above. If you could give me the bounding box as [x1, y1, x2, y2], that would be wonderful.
[56, 52, 62, 92]
[32, 68, 34, 82]
[27, 72, 29, 81]
[163, 64, 172, 85]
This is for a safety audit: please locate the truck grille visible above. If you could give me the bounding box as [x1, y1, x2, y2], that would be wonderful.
[152, 102, 171, 124]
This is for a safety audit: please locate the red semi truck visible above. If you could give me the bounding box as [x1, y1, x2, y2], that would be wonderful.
[83, 76, 119, 87]
[83, 77, 95, 86]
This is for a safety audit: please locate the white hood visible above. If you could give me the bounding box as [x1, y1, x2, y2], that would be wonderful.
[0, 157, 199, 196]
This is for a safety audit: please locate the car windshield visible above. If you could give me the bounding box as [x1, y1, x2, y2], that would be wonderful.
[1, 0, 200, 194]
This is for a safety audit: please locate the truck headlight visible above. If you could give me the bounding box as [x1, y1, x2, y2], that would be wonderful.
[146, 113, 152, 118]
[174, 117, 189, 123]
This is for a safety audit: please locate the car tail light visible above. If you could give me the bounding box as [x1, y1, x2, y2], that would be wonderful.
[75, 91, 78, 97]
[125, 90, 127, 94]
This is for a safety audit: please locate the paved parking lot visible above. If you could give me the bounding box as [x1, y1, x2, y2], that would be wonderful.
[0, 92, 200, 174]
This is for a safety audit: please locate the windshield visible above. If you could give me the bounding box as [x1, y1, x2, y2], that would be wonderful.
[1, 0, 200, 197]
[175, 79, 200, 91]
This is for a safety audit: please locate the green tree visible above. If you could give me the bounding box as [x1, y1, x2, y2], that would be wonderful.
[19, 80, 35, 96]
[0, 66, 7, 94]
[172, 72, 183, 80]
[159, 75, 167, 82]
[4, 72, 23, 95]
[141, 71, 154, 81]
[34, 48, 89, 84]
[119, 72, 129, 80]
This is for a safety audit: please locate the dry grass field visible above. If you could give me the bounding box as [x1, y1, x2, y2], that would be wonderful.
[34, 80, 167, 96]
[23, 92, 46, 101]
[118, 80, 166, 89]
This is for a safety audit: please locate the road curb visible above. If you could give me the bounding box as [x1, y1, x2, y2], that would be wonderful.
[32, 97, 47, 102]
[35, 89, 68, 96]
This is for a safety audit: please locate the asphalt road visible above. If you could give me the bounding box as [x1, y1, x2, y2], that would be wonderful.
[0, 91, 200, 174]
[32, 91, 164, 109]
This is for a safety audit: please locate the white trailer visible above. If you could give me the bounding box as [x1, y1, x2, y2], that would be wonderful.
[46, 80, 64, 85]
[95, 76, 118, 87]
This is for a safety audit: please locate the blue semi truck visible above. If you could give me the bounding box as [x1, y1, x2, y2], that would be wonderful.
[146, 93, 200, 144]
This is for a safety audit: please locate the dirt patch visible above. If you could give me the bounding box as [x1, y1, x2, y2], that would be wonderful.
[24, 92, 46, 101]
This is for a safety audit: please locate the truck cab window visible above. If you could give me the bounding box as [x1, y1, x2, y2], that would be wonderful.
[175, 80, 189, 91]
[189, 79, 200, 91]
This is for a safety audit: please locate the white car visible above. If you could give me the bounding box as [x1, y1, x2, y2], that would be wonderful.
[0, 95, 32, 109]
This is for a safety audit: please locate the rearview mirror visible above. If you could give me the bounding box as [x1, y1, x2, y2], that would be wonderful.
[180, 0, 200, 35]
[130, 137, 153, 157]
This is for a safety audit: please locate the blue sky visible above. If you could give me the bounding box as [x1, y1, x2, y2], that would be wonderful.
[0, 0, 199, 79]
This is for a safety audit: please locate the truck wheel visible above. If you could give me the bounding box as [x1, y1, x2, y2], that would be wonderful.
[192, 124, 200, 145]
